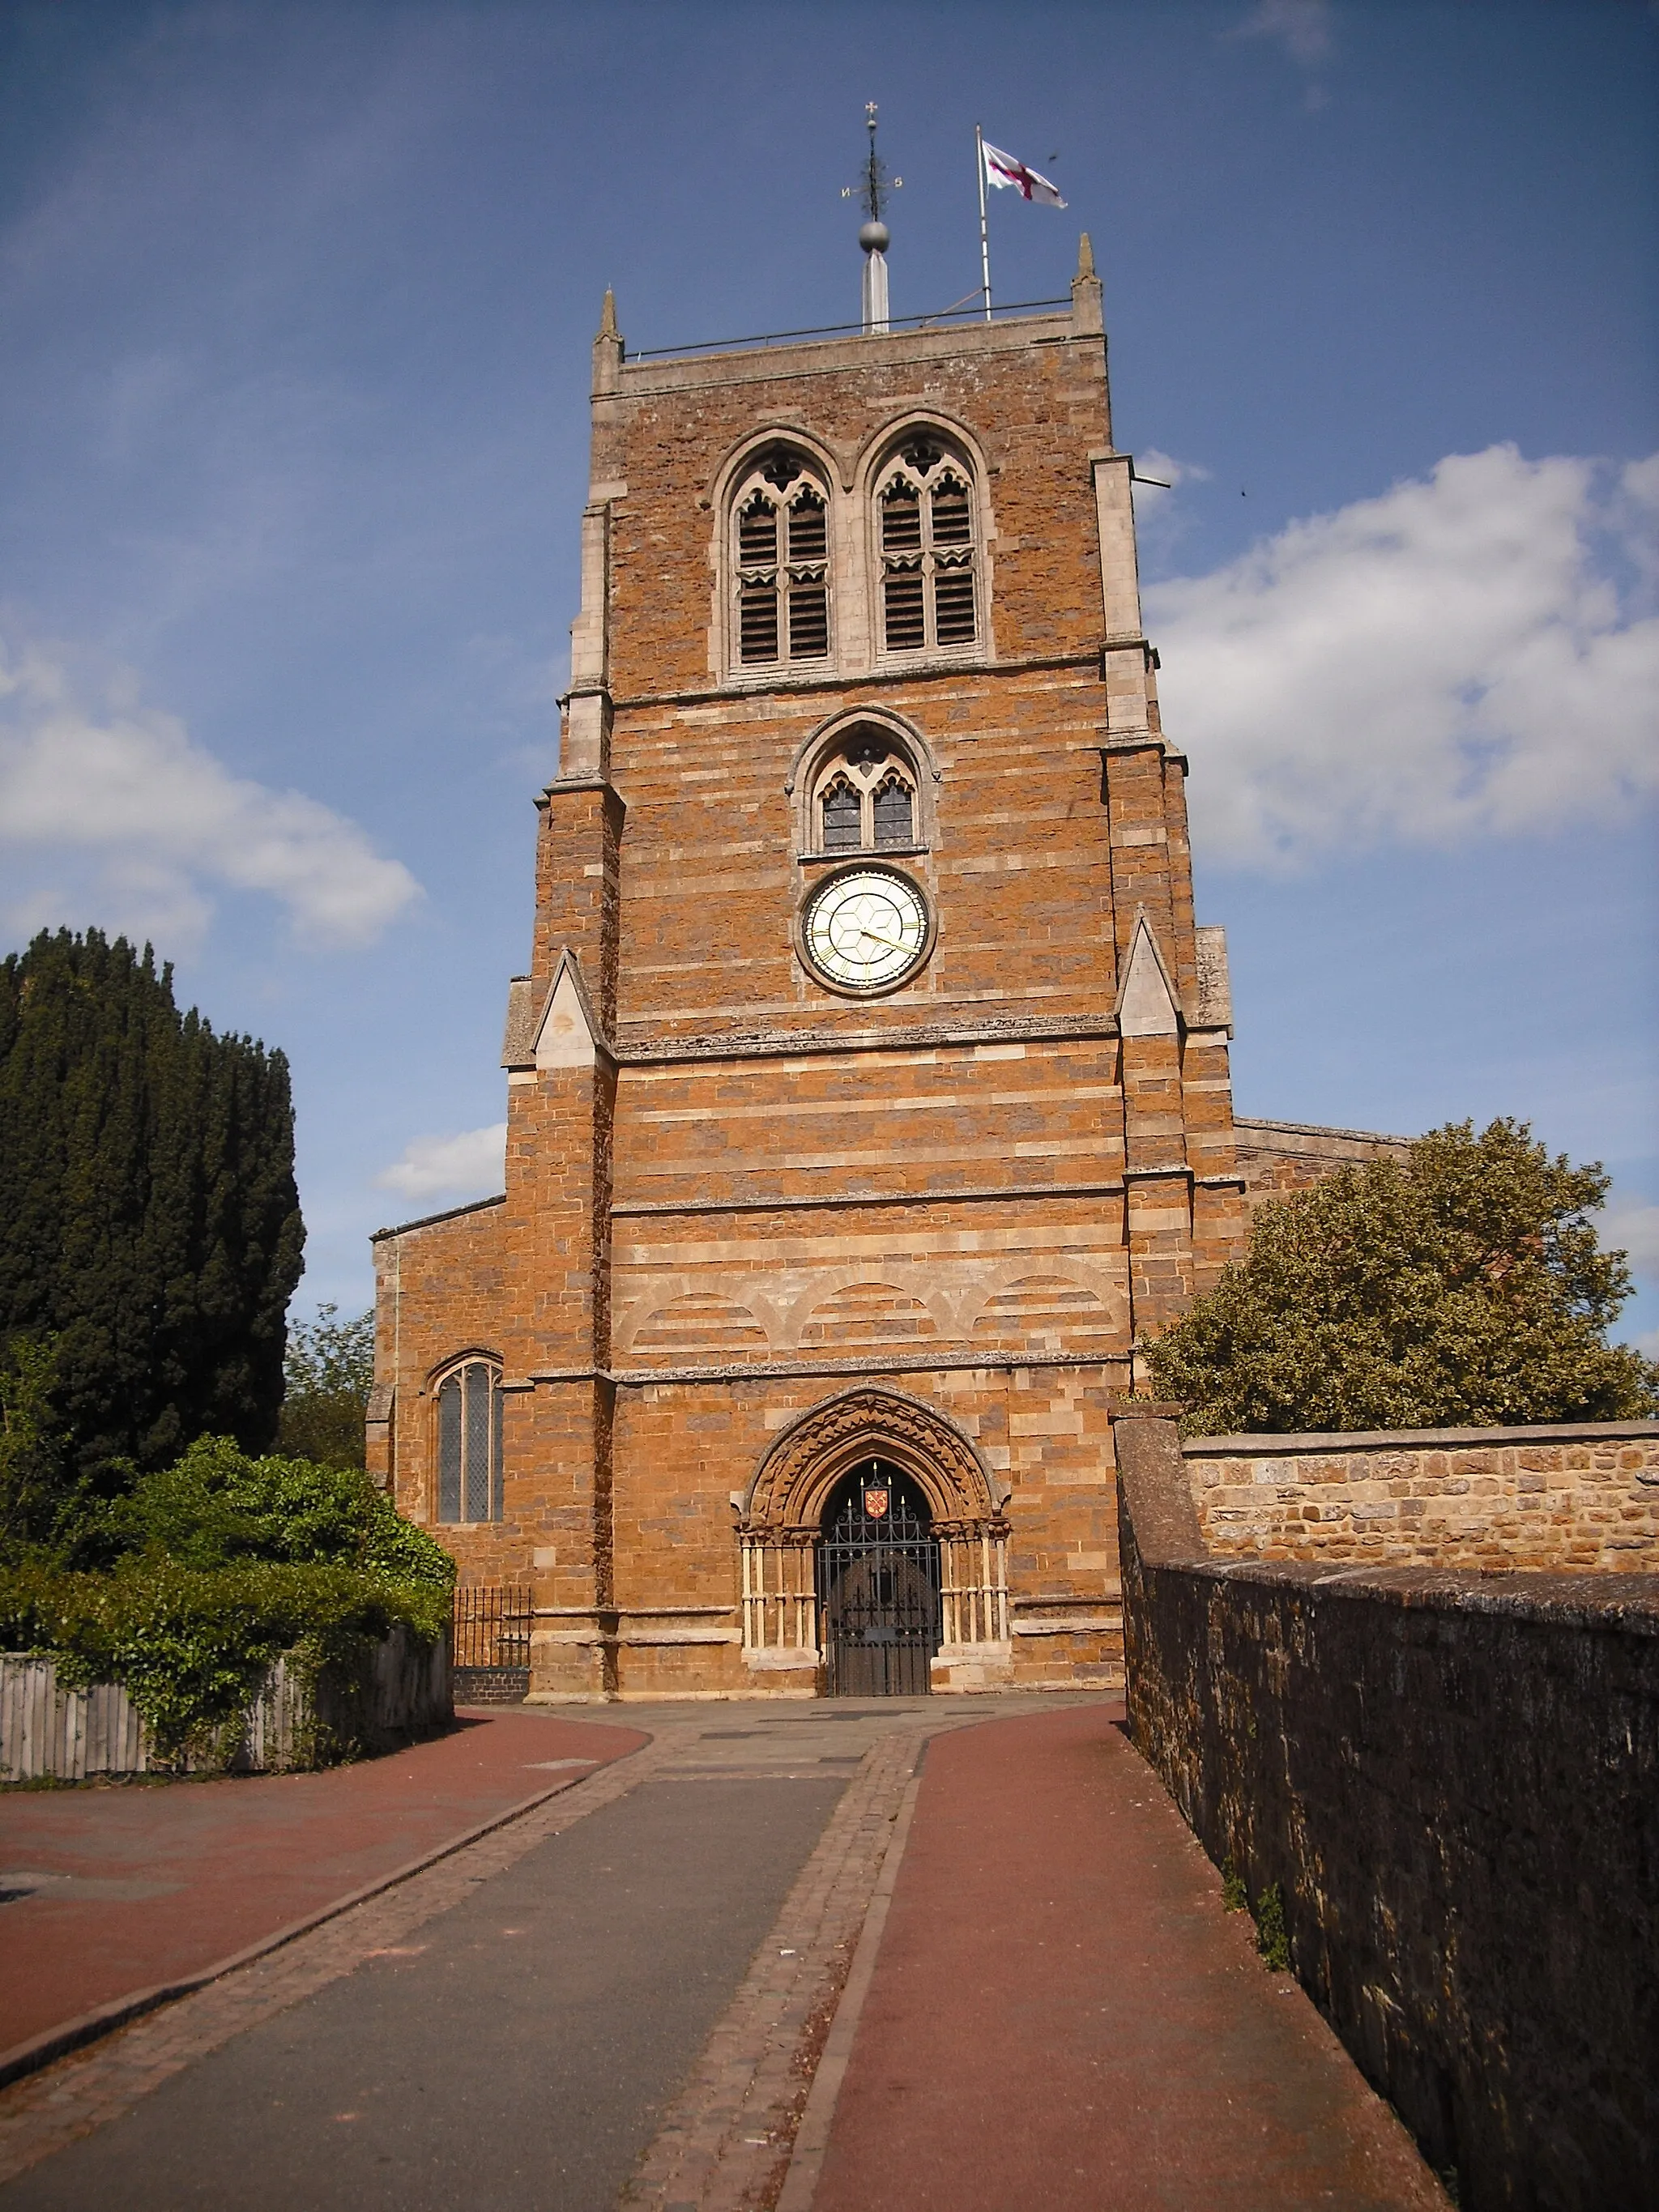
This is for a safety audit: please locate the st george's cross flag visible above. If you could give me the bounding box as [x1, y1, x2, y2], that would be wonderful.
[981, 140, 1067, 208]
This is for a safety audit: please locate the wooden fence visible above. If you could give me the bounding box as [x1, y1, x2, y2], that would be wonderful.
[0, 1628, 451, 1780]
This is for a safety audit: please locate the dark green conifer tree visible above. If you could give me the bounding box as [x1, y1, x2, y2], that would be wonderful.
[0, 929, 305, 1488]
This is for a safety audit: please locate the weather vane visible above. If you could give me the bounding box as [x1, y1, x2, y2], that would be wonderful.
[843, 104, 901, 335]
[842, 102, 902, 224]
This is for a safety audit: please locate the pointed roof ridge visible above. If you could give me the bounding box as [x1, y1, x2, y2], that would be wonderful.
[1113, 908, 1181, 1038]
[530, 947, 615, 1069]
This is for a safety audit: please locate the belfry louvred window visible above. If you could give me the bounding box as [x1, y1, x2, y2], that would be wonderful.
[733, 448, 831, 668]
[877, 438, 979, 654]
[436, 1358, 503, 1524]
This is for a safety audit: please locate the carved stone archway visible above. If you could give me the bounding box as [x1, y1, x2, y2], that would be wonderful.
[738, 1385, 1011, 1686]
[744, 1383, 999, 1537]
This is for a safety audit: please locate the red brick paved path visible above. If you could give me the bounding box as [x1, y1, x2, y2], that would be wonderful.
[0, 1707, 644, 2061]
[808, 1706, 1445, 2212]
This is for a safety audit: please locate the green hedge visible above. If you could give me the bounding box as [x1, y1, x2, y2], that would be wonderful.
[93, 1434, 456, 1585]
[0, 1437, 456, 1766]
[0, 1556, 451, 1765]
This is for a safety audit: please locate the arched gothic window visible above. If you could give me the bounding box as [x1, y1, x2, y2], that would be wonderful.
[875, 437, 979, 654]
[821, 774, 862, 852]
[436, 1357, 502, 1524]
[732, 447, 830, 668]
[809, 731, 919, 855]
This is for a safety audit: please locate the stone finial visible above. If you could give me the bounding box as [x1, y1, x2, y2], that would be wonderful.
[1071, 230, 1103, 338]
[592, 288, 623, 395]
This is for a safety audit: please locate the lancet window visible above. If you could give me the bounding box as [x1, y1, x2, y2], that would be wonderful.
[435, 1357, 503, 1524]
[808, 731, 919, 855]
[875, 437, 979, 654]
[732, 447, 831, 668]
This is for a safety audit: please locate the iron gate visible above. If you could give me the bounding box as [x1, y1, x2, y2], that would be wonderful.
[818, 1466, 940, 1697]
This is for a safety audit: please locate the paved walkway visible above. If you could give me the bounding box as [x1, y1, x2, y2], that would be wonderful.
[803, 1706, 1444, 2211]
[0, 1707, 645, 2064]
[0, 1698, 1447, 2209]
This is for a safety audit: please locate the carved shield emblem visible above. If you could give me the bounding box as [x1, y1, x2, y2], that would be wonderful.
[863, 1486, 889, 1519]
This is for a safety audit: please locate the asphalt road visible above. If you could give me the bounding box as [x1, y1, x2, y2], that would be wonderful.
[0, 1708, 648, 2058]
[1, 1771, 842, 2212]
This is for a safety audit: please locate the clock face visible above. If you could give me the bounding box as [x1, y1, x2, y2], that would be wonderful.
[801, 867, 931, 992]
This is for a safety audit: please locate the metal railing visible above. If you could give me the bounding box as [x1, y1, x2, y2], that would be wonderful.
[452, 1583, 533, 1670]
[625, 296, 1073, 364]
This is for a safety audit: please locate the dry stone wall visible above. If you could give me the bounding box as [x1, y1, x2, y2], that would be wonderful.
[1185, 1420, 1659, 1572]
[1116, 1410, 1659, 2212]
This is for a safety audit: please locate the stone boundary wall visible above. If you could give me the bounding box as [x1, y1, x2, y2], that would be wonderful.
[1184, 1419, 1659, 1572]
[1115, 1412, 1659, 2212]
[0, 1628, 451, 1780]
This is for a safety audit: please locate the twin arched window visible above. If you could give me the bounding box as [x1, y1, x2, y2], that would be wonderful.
[730, 432, 980, 673]
[436, 1357, 502, 1524]
[810, 731, 918, 855]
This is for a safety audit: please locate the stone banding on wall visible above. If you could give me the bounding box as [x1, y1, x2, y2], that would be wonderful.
[1184, 1418, 1659, 1573]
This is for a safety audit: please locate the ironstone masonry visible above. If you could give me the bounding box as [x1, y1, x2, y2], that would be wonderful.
[368, 243, 1399, 1699]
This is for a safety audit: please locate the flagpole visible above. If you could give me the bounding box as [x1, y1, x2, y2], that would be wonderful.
[975, 124, 992, 322]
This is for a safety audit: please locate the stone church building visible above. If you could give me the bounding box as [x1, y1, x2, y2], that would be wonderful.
[368, 241, 1391, 1698]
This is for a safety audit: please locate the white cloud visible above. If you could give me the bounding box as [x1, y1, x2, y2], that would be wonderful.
[0, 641, 420, 950]
[1146, 446, 1659, 868]
[1232, 0, 1333, 67]
[1134, 449, 1210, 492]
[376, 1122, 506, 1203]
[1601, 1200, 1659, 1281]
[1131, 451, 1213, 572]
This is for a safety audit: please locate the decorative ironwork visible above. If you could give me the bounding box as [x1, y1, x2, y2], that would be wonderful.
[843, 101, 902, 225]
[819, 1464, 940, 1697]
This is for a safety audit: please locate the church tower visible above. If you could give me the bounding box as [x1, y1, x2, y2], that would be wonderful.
[370, 234, 1246, 1698]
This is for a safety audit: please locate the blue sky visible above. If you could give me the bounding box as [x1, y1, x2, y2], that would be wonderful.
[2, 0, 1655, 1349]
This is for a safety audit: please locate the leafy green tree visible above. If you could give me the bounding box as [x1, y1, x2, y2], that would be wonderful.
[102, 1434, 454, 1587]
[278, 1303, 374, 1469]
[1148, 1119, 1659, 1434]
[0, 928, 305, 1487]
[2, 1436, 451, 1763]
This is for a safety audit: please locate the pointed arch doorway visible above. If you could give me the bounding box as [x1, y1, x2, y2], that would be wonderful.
[738, 1385, 1012, 1697]
[818, 1460, 940, 1697]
